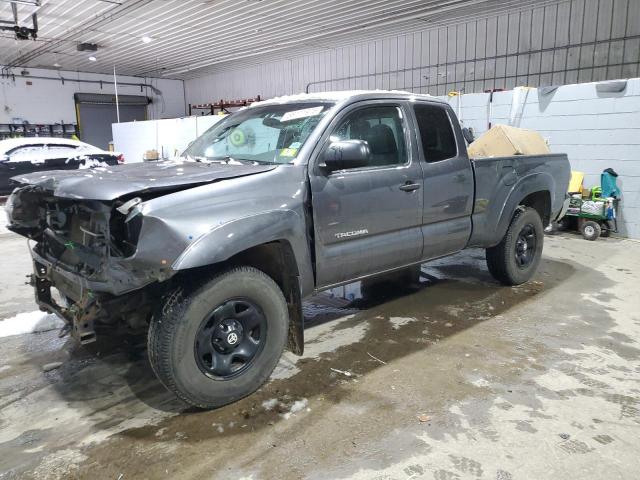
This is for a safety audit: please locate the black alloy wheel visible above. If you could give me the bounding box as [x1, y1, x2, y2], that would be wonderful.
[515, 224, 537, 268]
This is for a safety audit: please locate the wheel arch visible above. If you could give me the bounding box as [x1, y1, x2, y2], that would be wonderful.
[519, 190, 551, 225]
[492, 172, 555, 247]
[171, 209, 314, 296]
[173, 239, 306, 356]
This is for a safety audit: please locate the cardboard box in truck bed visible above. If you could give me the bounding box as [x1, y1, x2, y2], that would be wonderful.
[468, 124, 550, 158]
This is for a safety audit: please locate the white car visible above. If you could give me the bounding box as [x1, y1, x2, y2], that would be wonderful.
[0, 137, 124, 195]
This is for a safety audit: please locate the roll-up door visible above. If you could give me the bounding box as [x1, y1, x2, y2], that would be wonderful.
[74, 93, 150, 149]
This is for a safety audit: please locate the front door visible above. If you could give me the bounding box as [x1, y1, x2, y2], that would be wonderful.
[310, 102, 424, 288]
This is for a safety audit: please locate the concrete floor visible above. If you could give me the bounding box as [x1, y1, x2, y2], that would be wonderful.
[0, 229, 639, 480]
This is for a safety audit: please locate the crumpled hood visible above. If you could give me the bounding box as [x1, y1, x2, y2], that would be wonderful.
[10, 159, 276, 201]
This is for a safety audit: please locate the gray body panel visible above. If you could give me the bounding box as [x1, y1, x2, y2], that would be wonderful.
[12, 160, 275, 200]
[7, 90, 570, 303]
[468, 153, 570, 247]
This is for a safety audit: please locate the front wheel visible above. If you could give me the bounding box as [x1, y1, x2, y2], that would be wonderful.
[148, 266, 289, 409]
[486, 207, 544, 286]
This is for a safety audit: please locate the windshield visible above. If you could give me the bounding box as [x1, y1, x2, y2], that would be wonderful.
[183, 102, 334, 164]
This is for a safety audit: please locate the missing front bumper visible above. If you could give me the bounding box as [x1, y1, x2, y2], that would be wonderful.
[30, 252, 161, 345]
[31, 264, 98, 344]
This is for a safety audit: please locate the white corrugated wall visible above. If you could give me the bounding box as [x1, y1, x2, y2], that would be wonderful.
[185, 0, 640, 104]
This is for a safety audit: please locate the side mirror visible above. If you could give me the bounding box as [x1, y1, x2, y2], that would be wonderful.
[462, 127, 475, 144]
[0, 155, 9, 163]
[321, 140, 371, 171]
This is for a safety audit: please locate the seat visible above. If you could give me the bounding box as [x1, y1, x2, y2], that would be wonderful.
[366, 124, 398, 166]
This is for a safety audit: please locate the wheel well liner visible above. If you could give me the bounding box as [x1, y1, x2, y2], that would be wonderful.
[519, 190, 551, 225]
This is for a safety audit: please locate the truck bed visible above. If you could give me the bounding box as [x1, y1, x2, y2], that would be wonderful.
[467, 153, 570, 248]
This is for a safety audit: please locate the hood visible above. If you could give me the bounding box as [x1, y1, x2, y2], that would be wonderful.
[10, 159, 276, 201]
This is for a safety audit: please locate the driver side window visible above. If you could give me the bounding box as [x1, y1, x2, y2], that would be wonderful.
[330, 106, 407, 168]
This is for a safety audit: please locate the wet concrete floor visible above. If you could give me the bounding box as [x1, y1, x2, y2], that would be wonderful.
[0, 231, 639, 479]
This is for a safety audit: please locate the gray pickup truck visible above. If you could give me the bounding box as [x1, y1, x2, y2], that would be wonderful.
[6, 91, 570, 408]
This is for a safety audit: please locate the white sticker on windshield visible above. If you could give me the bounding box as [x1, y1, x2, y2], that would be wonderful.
[280, 106, 323, 122]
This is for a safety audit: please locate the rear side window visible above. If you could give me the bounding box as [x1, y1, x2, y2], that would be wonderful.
[413, 104, 457, 162]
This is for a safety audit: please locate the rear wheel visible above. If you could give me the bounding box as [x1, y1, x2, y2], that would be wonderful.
[148, 266, 288, 409]
[486, 207, 544, 285]
[581, 220, 601, 241]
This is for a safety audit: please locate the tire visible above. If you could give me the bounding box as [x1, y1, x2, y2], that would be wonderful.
[148, 266, 289, 409]
[581, 220, 601, 241]
[486, 207, 544, 286]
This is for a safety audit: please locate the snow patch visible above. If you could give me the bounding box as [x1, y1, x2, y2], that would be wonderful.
[78, 157, 110, 169]
[211, 423, 224, 433]
[31, 449, 87, 480]
[470, 377, 491, 388]
[261, 397, 310, 419]
[282, 398, 309, 419]
[0, 310, 65, 338]
[261, 398, 279, 411]
[303, 314, 367, 357]
[389, 316, 417, 330]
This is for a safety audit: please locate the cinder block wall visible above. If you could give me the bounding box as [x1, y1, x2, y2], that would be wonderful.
[443, 78, 640, 239]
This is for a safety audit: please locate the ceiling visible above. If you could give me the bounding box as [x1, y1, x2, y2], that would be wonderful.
[0, 0, 564, 79]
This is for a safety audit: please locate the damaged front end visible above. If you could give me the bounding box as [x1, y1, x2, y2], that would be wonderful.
[7, 185, 172, 344]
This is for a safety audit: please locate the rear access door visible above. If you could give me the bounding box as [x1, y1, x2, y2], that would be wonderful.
[409, 101, 474, 260]
[310, 100, 424, 288]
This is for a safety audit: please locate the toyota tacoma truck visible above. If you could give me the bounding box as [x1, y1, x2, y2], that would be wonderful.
[6, 91, 570, 408]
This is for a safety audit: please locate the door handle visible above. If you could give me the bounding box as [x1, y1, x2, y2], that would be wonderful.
[399, 181, 421, 192]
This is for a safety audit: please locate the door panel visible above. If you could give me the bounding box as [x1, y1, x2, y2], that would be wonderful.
[310, 102, 424, 288]
[411, 102, 474, 260]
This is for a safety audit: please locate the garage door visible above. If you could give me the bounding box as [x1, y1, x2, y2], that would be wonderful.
[75, 93, 150, 149]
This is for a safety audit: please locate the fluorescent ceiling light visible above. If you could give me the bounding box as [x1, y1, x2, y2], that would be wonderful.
[141, 36, 152, 44]
[88, 56, 97, 62]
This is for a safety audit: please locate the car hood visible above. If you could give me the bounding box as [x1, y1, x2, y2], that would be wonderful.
[10, 159, 276, 201]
